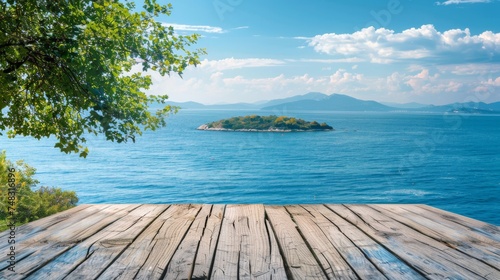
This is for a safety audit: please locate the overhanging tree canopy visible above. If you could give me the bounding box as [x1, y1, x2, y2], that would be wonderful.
[0, 0, 205, 157]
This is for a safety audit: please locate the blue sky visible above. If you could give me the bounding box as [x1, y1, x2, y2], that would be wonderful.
[142, 0, 500, 105]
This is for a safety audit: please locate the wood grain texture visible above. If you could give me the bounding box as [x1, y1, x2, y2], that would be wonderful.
[285, 205, 358, 279]
[1, 204, 498, 280]
[27, 204, 169, 280]
[316, 205, 424, 280]
[164, 204, 215, 280]
[0, 204, 92, 246]
[418, 204, 500, 243]
[265, 205, 328, 279]
[328, 204, 500, 279]
[191, 204, 225, 279]
[372, 204, 500, 269]
[211, 204, 284, 279]
[0, 204, 138, 279]
[97, 204, 201, 280]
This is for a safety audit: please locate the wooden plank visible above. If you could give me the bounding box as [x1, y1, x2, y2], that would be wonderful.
[0, 204, 96, 253]
[372, 204, 500, 270]
[211, 204, 284, 279]
[315, 205, 425, 280]
[0, 204, 139, 279]
[191, 204, 225, 279]
[0, 205, 111, 276]
[238, 204, 278, 279]
[0, 204, 92, 243]
[328, 204, 500, 279]
[418, 204, 500, 243]
[285, 205, 359, 279]
[24, 204, 169, 280]
[0, 204, 121, 270]
[2, 204, 499, 280]
[264, 219, 287, 279]
[97, 204, 201, 280]
[210, 205, 239, 280]
[164, 204, 214, 280]
[265, 205, 327, 280]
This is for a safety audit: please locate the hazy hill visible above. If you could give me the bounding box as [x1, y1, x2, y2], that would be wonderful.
[166, 101, 258, 109]
[261, 93, 393, 111]
[259, 92, 329, 107]
[165, 92, 500, 114]
[381, 102, 427, 109]
[164, 101, 206, 109]
[415, 102, 500, 113]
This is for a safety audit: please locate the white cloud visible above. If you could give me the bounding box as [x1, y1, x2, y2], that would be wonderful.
[210, 71, 224, 81]
[436, 0, 491, 5]
[305, 25, 500, 64]
[199, 58, 285, 71]
[329, 69, 363, 84]
[405, 70, 433, 92]
[144, 61, 499, 105]
[474, 77, 500, 92]
[385, 72, 412, 92]
[486, 77, 500, 86]
[293, 58, 365, 63]
[480, 76, 500, 87]
[165, 23, 225, 33]
[437, 63, 500, 75]
[232, 26, 249, 30]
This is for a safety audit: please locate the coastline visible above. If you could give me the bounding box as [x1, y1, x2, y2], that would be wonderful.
[196, 124, 334, 132]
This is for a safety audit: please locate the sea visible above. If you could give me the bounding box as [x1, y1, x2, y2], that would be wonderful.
[1, 109, 499, 225]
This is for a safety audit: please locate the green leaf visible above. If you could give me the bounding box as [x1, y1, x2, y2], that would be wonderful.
[0, 0, 205, 157]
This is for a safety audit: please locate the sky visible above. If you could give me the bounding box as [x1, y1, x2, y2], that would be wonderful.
[140, 0, 500, 105]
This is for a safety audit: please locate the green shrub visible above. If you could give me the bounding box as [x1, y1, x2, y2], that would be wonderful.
[0, 151, 78, 231]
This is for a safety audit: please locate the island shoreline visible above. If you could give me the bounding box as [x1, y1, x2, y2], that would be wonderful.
[197, 124, 334, 132]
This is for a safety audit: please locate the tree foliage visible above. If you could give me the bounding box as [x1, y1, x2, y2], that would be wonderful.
[0, 0, 205, 157]
[0, 151, 78, 231]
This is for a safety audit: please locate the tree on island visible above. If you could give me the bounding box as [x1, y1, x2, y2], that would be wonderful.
[0, 0, 205, 157]
[202, 115, 334, 131]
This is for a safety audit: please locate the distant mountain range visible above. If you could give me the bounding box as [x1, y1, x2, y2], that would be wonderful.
[166, 92, 500, 114]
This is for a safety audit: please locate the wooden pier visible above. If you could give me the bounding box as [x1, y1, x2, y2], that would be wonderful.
[1, 204, 499, 279]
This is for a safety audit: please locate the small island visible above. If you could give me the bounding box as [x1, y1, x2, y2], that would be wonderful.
[197, 115, 334, 132]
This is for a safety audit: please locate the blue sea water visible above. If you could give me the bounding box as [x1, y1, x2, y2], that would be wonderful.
[1, 110, 499, 225]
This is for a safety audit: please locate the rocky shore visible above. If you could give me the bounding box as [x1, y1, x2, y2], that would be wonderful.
[197, 124, 330, 132]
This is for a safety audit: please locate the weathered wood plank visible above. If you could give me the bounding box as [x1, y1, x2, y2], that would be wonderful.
[418, 204, 500, 243]
[212, 204, 284, 279]
[0, 204, 92, 244]
[191, 204, 225, 279]
[164, 204, 214, 280]
[210, 205, 239, 280]
[317, 205, 425, 280]
[285, 205, 359, 279]
[24, 204, 169, 280]
[2, 204, 499, 280]
[265, 205, 327, 280]
[0, 204, 110, 275]
[240, 204, 283, 279]
[97, 204, 201, 280]
[328, 204, 500, 279]
[0, 204, 97, 251]
[372, 204, 500, 270]
[0, 204, 139, 279]
[264, 219, 288, 279]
